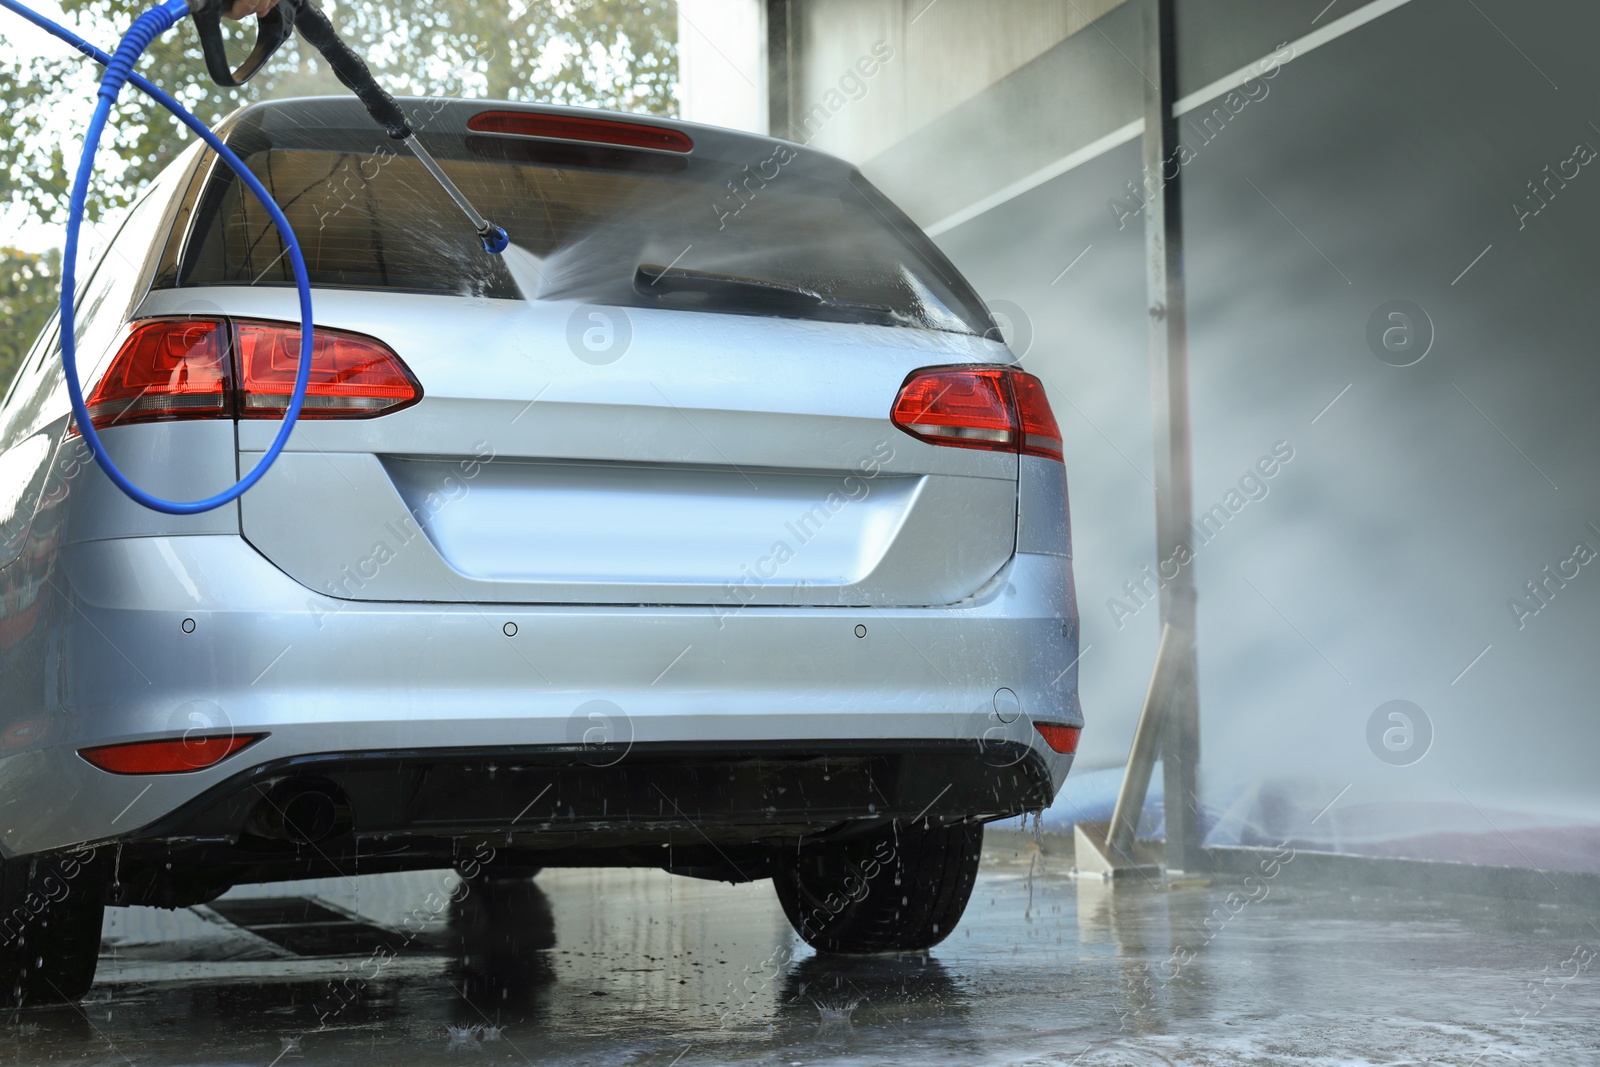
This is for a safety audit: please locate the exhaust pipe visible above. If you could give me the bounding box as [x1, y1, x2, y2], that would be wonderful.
[245, 776, 352, 844]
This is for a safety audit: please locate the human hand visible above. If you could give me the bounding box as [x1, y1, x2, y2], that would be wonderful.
[223, 0, 280, 19]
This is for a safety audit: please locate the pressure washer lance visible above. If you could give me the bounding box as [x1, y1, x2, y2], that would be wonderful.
[191, 0, 510, 254]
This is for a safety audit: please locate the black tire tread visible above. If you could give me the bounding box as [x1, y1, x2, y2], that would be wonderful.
[773, 820, 983, 954]
[0, 853, 103, 1007]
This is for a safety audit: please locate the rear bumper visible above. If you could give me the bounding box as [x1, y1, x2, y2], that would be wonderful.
[0, 534, 1081, 859]
[97, 739, 1055, 903]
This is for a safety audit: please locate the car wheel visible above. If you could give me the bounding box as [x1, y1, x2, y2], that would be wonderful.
[478, 865, 542, 880]
[457, 861, 542, 882]
[773, 820, 983, 954]
[0, 852, 104, 1007]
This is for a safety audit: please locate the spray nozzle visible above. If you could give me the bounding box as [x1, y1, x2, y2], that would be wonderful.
[479, 225, 510, 256]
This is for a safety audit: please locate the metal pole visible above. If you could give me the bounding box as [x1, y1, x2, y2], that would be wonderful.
[1107, 622, 1177, 859]
[764, 0, 794, 140]
[1141, 0, 1203, 873]
[404, 136, 491, 235]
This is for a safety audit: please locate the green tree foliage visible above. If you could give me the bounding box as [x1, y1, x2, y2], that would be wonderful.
[2, 0, 677, 224]
[0, 0, 676, 391]
[0, 247, 60, 392]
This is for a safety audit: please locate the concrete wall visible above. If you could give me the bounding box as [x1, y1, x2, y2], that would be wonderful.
[677, 0, 768, 133]
[783, 0, 1125, 158]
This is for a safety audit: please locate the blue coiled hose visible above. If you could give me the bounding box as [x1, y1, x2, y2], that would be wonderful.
[1, 0, 313, 515]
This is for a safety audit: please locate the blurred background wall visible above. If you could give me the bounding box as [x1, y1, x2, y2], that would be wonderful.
[676, 0, 1600, 872]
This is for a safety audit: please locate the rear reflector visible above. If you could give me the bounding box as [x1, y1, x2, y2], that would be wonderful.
[1034, 723, 1082, 754]
[79, 734, 265, 775]
[77, 318, 420, 433]
[891, 366, 1063, 461]
[467, 110, 694, 153]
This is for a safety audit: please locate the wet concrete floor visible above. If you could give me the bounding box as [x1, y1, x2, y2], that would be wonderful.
[8, 832, 1599, 1065]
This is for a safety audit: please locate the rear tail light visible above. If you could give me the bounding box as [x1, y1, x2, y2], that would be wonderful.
[1007, 371, 1065, 459]
[890, 366, 1063, 461]
[79, 733, 265, 774]
[81, 319, 230, 430]
[78, 318, 420, 433]
[1034, 722, 1081, 754]
[234, 322, 421, 418]
[467, 110, 694, 153]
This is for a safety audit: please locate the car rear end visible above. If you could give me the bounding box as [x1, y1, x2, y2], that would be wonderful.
[0, 98, 1081, 961]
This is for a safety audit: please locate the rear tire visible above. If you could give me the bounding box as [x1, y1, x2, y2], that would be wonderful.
[773, 820, 983, 954]
[475, 865, 542, 880]
[0, 852, 104, 1007]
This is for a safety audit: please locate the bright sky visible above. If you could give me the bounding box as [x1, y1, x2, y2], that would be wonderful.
[1, 196, 67, 256]
[2, 0, 97, 253]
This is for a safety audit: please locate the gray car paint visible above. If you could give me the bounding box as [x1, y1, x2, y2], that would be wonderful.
[0, 99, 1082, 862]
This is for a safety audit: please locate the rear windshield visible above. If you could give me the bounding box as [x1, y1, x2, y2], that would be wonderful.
[165, 106, 993, 336]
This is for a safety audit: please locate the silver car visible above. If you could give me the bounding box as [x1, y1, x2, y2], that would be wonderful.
[0, 97, 1082, 1004]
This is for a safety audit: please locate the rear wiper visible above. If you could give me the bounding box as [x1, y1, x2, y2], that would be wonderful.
[635, 264, 822, 308]
[633, 264, 898, 321]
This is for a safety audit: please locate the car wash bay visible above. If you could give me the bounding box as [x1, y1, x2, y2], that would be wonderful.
[9, 0, 1600, 1062]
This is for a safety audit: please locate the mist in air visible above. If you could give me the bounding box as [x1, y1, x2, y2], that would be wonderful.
[870, 3, 1600, 870]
